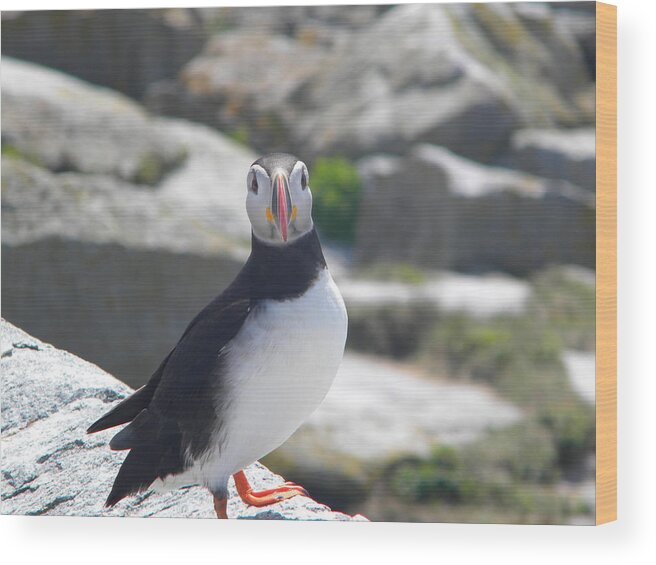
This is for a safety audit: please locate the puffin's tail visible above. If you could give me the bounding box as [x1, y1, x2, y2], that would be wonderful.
[88, 349, 173, 434]
[104, 409, 184, 507]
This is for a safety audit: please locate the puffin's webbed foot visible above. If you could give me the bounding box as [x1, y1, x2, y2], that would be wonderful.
[233, 470, 309, 507]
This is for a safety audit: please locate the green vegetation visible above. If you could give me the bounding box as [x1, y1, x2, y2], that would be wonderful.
[347, 303, 438, 358]
[226, 126, 250, 147]
[309, 157, 362, 243]
[539, 402, 595, 470]
[461, 422, 559, 484]
[427, 313, 565, 407]
[389, 447, 472, 504]
[204, 12, 236, 34]
[529, 267, 596, 350]
[1, 143, 44, 167]
[384, 424, 588, 523]
[133, 153, 165, 186]
[2, 144, 23, 160]
[133, 149, 188, 186]
[2, 142, 188, 187]
[356, 262, 428, 284]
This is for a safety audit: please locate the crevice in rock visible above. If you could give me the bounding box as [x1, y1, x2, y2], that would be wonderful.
[69, 388, 127, 405]
[36, 439, 86, 464]
[25, 494, 76, 516]
[2, 470, 38, 489]
[12, 341, 42, 351]
[2, 483, 40, 501]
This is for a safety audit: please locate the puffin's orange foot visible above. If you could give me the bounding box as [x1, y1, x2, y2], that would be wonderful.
[233, 470, 309, 507]
[213, 495, 228, 519]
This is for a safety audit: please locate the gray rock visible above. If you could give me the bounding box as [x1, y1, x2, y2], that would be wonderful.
[504, 128, 595, 192]
[150, 32, 329, 153]
[1, 6, 388, 105]
[302, 351, 522, 456]
[0, 319, 365, 521]
[150, 3, 593, 162]
[2, 58, 254, 245]
[209, 5, 388, 43]
[1, 58, 187, 185]
[1, 9, 209, 100]
[354, 144, 595, 275]
[552, 4, 596, 76]
[1, 59, 255, 387]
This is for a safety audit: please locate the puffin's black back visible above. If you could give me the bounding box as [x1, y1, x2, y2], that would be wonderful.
[88, 228, 326, 506]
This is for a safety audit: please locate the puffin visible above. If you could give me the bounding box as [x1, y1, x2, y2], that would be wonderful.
[87, 153, 348, 518]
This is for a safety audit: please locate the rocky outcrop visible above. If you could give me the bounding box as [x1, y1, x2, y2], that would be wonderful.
[1, 58, 254, 387]
[212, 4, 389, 38]
[504, 128, 595, 192]
[0, 319, 364, 520]
[1, 6, 387, 103]
[2, 5, 596, 168]
[354, 144, 595, 275]
[148, 32, 329, 153]
[552, 3, 597, 77]
[147, 2, 594, 162]
[2, 57, 187, 185]
[1, 9, 209, 99]
[1, 58, 253, 245]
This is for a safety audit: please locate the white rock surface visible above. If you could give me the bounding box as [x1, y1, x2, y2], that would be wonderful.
[562, 350, 596, 406]
[340, 272, 531, 319]
[0, 319, 364, 520]
[507, 128, 595, 192]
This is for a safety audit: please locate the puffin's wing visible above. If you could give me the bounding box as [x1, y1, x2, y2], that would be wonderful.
[147, 297, 253, 456]
[87, 295, 251, 434]
[90, 296, 253, 506]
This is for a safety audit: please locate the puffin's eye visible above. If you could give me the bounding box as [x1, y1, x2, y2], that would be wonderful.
[301, 171, 308, 190]
[250, 175, 258, 194]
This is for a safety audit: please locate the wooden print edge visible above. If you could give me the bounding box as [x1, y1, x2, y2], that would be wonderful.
[595, 1, 617, 526]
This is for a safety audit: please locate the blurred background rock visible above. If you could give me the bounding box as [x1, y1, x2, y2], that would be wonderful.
[1, 2, 596, 524]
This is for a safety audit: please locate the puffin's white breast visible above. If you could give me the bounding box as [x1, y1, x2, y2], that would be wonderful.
[203, 268, 347, 485]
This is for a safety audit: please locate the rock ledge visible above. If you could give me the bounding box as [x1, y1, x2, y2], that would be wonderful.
[0, 319, 365, 521]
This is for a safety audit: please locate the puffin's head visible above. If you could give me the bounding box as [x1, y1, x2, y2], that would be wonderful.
[246, 153, 313, 245]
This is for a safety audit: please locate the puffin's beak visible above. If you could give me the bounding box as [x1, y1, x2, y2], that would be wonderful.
[270, 171, 292, 242]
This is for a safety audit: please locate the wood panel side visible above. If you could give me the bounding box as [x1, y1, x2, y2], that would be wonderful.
[595, 1, 617, 526]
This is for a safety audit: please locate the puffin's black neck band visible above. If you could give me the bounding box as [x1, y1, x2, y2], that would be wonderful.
[229, 228, 327, 301]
